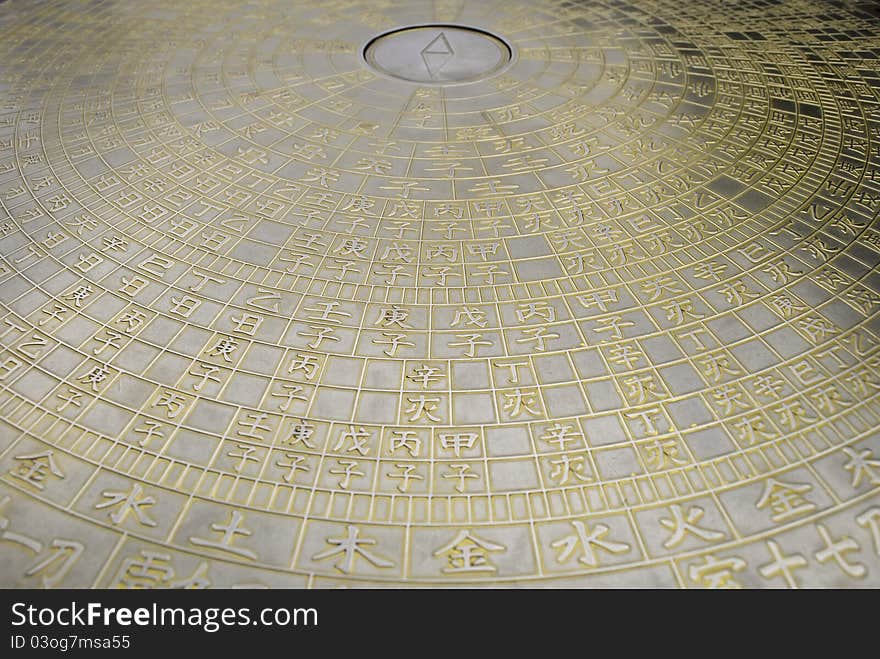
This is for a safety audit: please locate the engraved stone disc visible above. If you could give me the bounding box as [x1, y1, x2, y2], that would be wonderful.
[0, 0, 879, 589]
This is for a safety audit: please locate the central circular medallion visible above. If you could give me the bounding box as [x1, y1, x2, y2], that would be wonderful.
[363, 24, 512, 84]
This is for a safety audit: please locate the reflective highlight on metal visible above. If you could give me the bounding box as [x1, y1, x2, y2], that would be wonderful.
[0, 0, 878, 588]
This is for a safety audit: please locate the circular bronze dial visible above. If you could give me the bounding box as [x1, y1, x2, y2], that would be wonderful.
[0, 0, 878, 588]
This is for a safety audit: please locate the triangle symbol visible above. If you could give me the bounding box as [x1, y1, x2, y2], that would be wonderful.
[420, 32, 454, 78]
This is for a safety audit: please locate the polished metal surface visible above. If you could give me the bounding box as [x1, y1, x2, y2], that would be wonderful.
[0, 0, 879, 588]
